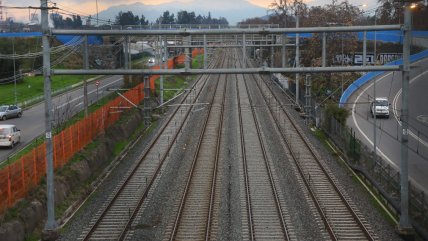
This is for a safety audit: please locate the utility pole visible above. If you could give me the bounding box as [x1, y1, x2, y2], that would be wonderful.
[0, 0, 4, 23]
[41, 0, 58, 239]
[322, 32, 326, 67]
[96, 0, 99, 26]
[305, 74, 311, 125]
[12, 38, 17, 105]
[243, 33, 246, 68]
[295, 10, 300, 106]
[203, 34, 207, 69]
[398, 3, 413, 238]
[83, 35, 89, 116]
[159, 36, 164, 105]
[144, 75, 151, 126]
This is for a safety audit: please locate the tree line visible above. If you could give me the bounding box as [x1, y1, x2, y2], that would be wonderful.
[51, 10, 228, 29]
[114, 10, 228, 26]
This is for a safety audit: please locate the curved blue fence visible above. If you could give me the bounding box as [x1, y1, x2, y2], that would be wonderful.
[339, 48, 428, 107]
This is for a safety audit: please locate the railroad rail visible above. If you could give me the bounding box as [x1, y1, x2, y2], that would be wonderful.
[165, 50, 230, 241]
[250, 63, 376, 240]
[79, 54, 221, 241]
[235, 49, 294, 241]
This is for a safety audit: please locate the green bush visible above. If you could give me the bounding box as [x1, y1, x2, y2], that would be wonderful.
[325, 103, 349, 125]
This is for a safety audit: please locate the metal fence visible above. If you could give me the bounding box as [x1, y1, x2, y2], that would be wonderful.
[322, 113, 428, 237]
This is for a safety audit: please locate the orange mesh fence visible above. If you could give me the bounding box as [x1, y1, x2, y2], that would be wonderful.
[0, 168, 8, 210]
[173, 49, 204, 66]
[0, 81, 145, 214]
[174, 55, 186, 65]
[0, 51, 204, 214]
[192, 48, 204, 58]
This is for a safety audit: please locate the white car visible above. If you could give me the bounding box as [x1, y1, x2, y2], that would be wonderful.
[370, 97, 390, 118]
[147, 57, 155, 65]
[0, 124, 21, 148]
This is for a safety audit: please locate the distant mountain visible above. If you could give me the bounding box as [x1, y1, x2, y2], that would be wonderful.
[97, 0, 268, 25]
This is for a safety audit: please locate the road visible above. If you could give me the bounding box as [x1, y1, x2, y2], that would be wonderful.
[346, 57, 428, 193]
[0, 76, 124, 163]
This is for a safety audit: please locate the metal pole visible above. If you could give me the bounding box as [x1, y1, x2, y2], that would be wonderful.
[41, 0, 58, 238]
[373, 61, 377, 167]
[398, 3, 413, 236]
[243, 33, 246, 68]
[281, 34, 286, 68]
[374, 10, 377, 65]
[363, 31, 367, 66]
[160, 36, 164, 105]
[203, 34, 207, 69]
[341, 33, 344, 95]
[184, 36, 190, 69]
[12, 38, 17, 105]
[270, 43, 274, 67]
[124, 36, 129, 69]
[322, 32, 326, 67]
[144, 75, 151, 126]
[96, 0, 98, 26]
[305, 74, 311, 125]
[295, 12, 300, 106]
[83, 35, 89, 116]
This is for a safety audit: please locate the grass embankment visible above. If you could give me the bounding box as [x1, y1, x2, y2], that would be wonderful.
[0, 75, 94, 106]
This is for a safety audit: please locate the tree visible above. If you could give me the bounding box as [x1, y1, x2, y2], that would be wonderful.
[115, 11, 140, 26]
[238, 17, 269, 25]
[176, 10, 197, 24]
[140, 15, 149, 25]
[72, 15, 82, 28]
[376, 0, 428, 29]
[64, 17, 73, 28]
[157, 11, 175, 24]
[51, 13, 64, 28]
[51, 13, 82, 29]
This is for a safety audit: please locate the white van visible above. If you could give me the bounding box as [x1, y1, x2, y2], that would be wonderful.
[370, 97, 390, 118]
[0, 124, 21, 148]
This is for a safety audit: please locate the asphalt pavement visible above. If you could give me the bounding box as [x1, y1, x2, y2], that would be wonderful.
[346, 57, 428, 193]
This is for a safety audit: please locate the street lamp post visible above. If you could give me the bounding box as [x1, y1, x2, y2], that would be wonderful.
[398, 3, 413, 237]
[12, 37, 17, 105]
[373, 8, 378, 172]
[96, 0, 99, 26]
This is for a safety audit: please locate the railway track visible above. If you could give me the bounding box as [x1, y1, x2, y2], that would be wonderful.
[78, 53, 222, 241]
[163, 50, 230, 241]
[235, 50, 294, 241]
[77, 47, 377, 240]
[249, 63, 376, 240]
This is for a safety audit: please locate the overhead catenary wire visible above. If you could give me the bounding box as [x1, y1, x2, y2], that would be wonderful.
[0, 36, 83, 59]
[0, 40, 82, 84]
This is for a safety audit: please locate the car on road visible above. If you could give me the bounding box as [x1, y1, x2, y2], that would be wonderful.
[0, 105, 22, 121]
[370, 97, 390, 118]
[0, 124, 21, 148]
[148, 57, 155, 65]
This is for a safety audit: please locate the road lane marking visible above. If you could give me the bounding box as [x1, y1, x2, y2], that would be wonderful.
[56, 78, 123, 109]
[392, 70, 428, 148]
[352, 73, 398, 170]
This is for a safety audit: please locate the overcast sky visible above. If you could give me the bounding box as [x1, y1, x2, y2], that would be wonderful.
[3, 0, 374, 23]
